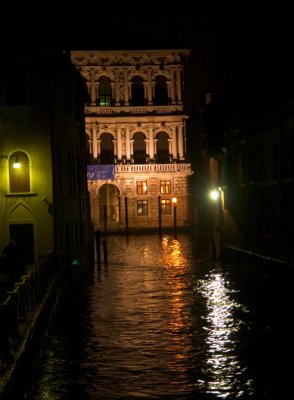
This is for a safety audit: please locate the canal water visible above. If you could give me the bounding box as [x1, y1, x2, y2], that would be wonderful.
[26, 232, 293, 399]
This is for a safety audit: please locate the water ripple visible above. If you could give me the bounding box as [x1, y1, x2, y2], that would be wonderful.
[29, 233, 282, 400]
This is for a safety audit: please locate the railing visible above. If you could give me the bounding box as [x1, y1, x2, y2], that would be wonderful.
[0, 252, 58, 367]
[85, 104, 183, 115]
[115, 163, 192, 174]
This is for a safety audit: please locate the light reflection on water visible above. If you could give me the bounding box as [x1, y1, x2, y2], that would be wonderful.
[28, 232, 284, 400]
[196, 264, 253, 398]
[81, 235, 198, 399]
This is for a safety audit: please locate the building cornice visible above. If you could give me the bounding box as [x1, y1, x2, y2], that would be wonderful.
[85, 115, 189, 124]
[71, 49, 191, 67]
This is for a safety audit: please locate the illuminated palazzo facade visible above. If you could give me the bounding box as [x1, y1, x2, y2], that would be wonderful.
[71, 50, 193, 232]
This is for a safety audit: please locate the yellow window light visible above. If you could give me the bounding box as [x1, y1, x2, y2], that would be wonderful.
[13, 158, 21, 168]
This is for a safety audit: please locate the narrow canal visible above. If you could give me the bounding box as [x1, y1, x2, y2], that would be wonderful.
[26, 232, 293, 399]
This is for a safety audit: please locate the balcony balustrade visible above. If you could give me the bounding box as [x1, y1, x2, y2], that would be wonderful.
[86, 105, 183, 115]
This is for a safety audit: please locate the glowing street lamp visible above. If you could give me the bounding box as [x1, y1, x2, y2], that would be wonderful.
[209, 188, 222, 259]
[172, 197, 177, 235]
[210, 188, 220, 201]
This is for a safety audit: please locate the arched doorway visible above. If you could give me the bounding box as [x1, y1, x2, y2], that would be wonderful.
[98, 184, 120, 230]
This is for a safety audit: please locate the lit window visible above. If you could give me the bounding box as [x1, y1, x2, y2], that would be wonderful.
[9, 151, 30, 193]
[137, 181, 147, 195]
[137, 200, 148, 215]
[160, 180, 171, 194]
[161, 199, 171, 215]
[99, 76, 112, 107]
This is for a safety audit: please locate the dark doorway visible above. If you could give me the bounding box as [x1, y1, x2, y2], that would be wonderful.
[9, 223, 34, 264]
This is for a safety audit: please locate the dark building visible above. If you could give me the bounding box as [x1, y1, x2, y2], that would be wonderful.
[195, 13, 294, 260]
[0, 50, 92, 268]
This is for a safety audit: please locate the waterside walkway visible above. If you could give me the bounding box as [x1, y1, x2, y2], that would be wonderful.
[0, 253, 60, 400]
[222, 242, 294, 269]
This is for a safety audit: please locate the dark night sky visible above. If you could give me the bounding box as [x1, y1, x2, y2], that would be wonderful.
[4, 0, 290, 54]
[8, 2, 214, 51]
[3, 1, 291, 114]
[5, 1, 218, 98]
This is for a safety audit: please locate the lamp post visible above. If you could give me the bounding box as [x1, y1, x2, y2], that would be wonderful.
[158, 195, 162, 237]
[124, 196, 129, 239]
[172, 196, 177, 236]
[210, 188, 221, 260]
[103, 205, 108, 265]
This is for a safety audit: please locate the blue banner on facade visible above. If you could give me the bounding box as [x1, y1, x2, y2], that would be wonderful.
[87, 165, 115, 180]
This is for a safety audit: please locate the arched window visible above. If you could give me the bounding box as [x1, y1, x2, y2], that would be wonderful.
[155, 75, 168, 105]
[99, 76, 112, 107]
[131, 76, 144, 106]
[133, 132, 146, 164]
[156, 132, 170, 163]
[9, 151, 30, 193]
[100, 133, 114, 164]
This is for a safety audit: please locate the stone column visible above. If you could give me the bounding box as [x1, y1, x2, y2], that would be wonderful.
[178, 125, 184, 160]
[92, 126, 98, 159]
[152, 82, 155, 101]
[87, 131, 92, 155]
[176, 67, 182, 104]
[124, 70, 129, 105]
[143, 82, 148, 103]
[168, 139, 172, 155]
[114, 70, 120, 105]
[170, 69, 176, 104]
[117, 127, 122, 160]
[126, 128, 131, 160]
[90, 69, 96, 105]
[171, 125, 177, 159]
[148, 127, 154, 160]
[154, 139, 158, 160]
[111, 82, 115, 105]
[130, 139, 134, 158]
[147, 69, 153, 105]
[97, 139, 101, 157]
[113, 140, 117, 159]
[144, 139, 149, 160]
